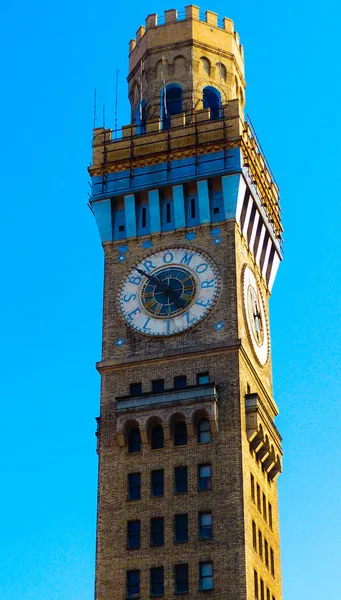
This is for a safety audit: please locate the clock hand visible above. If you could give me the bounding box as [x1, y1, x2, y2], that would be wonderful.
[134, 266, 165, 288]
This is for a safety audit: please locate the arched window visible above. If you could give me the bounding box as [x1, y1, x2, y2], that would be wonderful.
[128, 427, 141, 453]
[151, 424, 164, 450]
[161, 84, 183, 129]
[239, 87, 244, 107]
[197, 419, 211, 444]
[203, 86, 221, 120]
[174, 421, 187, 446]
[200, 57, 211, 75]
[135, 100, 146, 135]
[216, 62, 227, 82]
[235, 76, 239, 98]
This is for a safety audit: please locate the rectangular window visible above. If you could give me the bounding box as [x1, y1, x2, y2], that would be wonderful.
[252, 520, 257, 550]
[127, 520, 140, 549]
[251, 473, 255, 502]
[152, 379, 165, 393]
[268, 502, 273, 530]
[130, 382, 142, 396]
[174, 375, 187, 389]
[199, 562, 213, 591]
[190, 197, 196, 219]
[175, 514, 188, 543]
[119, 224, 125, 232]
[258, 530, 263, 559]
[254, 570, 259, 599]
[150, 517, 164, 546]
[175, 564, 189, 594]
[127, 570, 140, 599]
[151, 469, 164, 497]
[256, 483, 261, 512]
[199, 512, 212, 539]
[263, 493, 267, 521]
[197, 372, 210, 385]
[260, 578, 265, 600]
[174, 466, 188, 493]
[150, 566, 164, 597]
[166, 202, 171, 223]
[142, 207, 147, 228]
[270, 548, 275, 577]
[264, 539, 269, 568]
[128, 473, 141, 501]
[198, 463, 211, 491]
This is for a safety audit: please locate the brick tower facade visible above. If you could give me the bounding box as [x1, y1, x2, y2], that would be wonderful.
[89, 6, 283, 600]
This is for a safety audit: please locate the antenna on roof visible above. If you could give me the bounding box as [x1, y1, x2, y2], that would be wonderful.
[114, 68, 119, 139]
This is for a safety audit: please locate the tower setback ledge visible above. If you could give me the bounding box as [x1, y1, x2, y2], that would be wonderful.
[115, 382, 219, 448]
[245, 392, 282, 481]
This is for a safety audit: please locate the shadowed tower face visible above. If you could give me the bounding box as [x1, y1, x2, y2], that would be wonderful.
[89, 6, 283, 600]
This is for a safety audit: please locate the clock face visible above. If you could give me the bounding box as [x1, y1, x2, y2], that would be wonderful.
[118, 247, 220, 336]
[243, 265, 269, 365]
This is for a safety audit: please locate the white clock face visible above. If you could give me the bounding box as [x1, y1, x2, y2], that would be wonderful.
[243, 266, 269, 365]
[118, 247, 220, 336]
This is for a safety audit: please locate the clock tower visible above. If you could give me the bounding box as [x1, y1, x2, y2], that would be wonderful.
[89, 6, 283, 600]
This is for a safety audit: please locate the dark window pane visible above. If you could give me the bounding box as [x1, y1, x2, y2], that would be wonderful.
[175, 564, 189, 594]
[151, 469, 164, 496]
[128, 428, 141, 453]
[200, 562, 213, 591]
[175, 514, 188, 543]
[174, 466, 188, 493]
[130, 382, 142, 395]
[127, 570, 140, 599]
[199, 512, 212, 539]
[152, 379, 165, 393]
[197, 419, 211, 444]
[197, 372, 210, 384]
[174, 421, 187, 446]
[128, 473, 141, 500]
[150, 567, 164, 596]
[151, 424, 164, 450]
[151, 517, 164, 546]
[127, 520, 140, 549]
[198, 464, 211, 491]
[174, 375, 187, 389]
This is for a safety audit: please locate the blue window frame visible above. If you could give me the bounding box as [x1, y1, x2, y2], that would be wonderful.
[113, 209, 126, 240]
[185, 195, 200, 226]
[161, 84, 183, 129]
[161, 198, 175, 231]
[203, 86, 221, 120]
[137, 204, 150, 236]
[210, 190, 224, 222]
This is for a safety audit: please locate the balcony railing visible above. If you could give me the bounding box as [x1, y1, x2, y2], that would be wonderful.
[116, 383, 218, 413]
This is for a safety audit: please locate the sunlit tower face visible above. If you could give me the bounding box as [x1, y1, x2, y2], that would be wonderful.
[89, 6, 283, 600]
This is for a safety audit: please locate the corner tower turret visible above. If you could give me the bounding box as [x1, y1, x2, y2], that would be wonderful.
[128, 6, 245, 125]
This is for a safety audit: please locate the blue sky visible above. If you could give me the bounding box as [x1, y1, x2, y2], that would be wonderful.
[1, 0, 340, 599]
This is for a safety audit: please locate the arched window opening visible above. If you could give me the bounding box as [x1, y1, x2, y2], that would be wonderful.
[203, 86, 221, 120]
[200, 57, 211, 75]
[161, 84, 183, 129]
[235, 76, 239, 97]
[174, 421, 187, 446]
[151, 424, 164, 450]
[198, 419, 211, 444]
[216, 62, 227, 82]
[239, 87, 244, 107]
[128, 427, 141, 453]
[135, 100, 146, 135]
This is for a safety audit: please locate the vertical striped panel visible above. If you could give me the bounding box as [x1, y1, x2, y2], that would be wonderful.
[262, 236, 273, 280]
[91, 199, 113, 242]
[268, 252, 281, 292]
[197, 180, 210, 223]
[124, 194, 136, 238]
[235, 176, 247, 222]
[255, 225, 266, 266]
[242, 195, 254, 239]
[222, 174, 243, 219]
[265, 245, 276, 286]
[148, 189, 161, 233]
[249, 210, 260, 254]
[173, 185, 186, 229]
